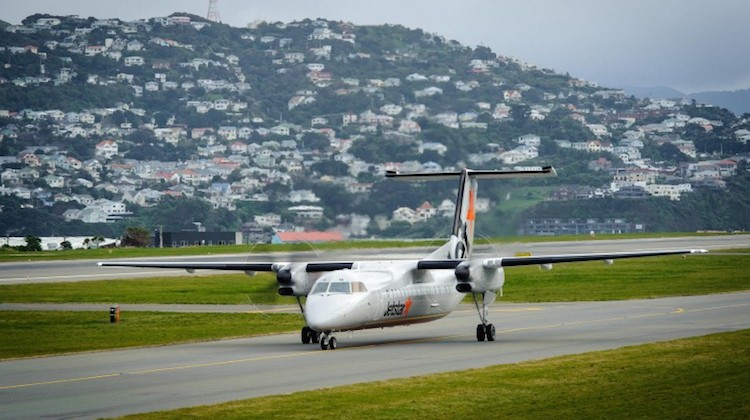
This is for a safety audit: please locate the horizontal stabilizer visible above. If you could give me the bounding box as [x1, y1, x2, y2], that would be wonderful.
[386, 166, 556, 182]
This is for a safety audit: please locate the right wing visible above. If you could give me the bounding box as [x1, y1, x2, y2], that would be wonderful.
[416, 248, 708, 270]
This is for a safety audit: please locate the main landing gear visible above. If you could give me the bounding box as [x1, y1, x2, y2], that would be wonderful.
[473, 292, 496, 342]
[297, 297, 321, 345]
[301, 326, 320, 344]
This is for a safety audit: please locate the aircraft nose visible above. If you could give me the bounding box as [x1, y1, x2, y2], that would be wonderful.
[305, 295, 351, 332]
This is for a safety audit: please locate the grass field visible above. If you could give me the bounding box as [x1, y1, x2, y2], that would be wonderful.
[119, 330, 750, 419]
[0, 311, 302, 359]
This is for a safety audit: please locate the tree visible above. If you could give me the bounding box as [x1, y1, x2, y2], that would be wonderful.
[310, 159, 350, 177]
[23, 235, 42, 252]
[60, 240, 73, 250]
[121, 227, 151, 247]
[300, 132, 330, 152]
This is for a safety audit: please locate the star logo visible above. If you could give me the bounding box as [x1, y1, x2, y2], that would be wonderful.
[403, 297, 413, 316]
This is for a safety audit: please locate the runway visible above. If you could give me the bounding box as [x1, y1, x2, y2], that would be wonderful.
[1, 235, 749, 285]
[1, 291, 749, 419]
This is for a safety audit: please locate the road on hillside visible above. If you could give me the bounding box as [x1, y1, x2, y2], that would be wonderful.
[1, 235, 748, 285]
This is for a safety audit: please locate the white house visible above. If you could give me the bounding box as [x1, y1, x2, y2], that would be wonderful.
[95, 140, 118, 159]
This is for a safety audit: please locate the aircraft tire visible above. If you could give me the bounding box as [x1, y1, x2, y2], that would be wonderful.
[486, 324, 496, 341]
[301, 327, 311, 344]
[320, 336, 329, 350]
[476, 324, 486, 342]
[329, 337, 337, 350]
[311, 331, 320, 344]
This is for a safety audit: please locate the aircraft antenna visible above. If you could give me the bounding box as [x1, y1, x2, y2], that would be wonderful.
[207, 0, 221, 23]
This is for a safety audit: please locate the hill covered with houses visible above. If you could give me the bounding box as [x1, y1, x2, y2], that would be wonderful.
[1, 13, 750, 243]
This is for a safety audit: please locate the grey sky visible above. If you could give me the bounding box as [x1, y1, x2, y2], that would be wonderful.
[4, 0, 749, 93]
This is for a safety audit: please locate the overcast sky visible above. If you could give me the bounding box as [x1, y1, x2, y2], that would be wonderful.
[4, 0, 749, 93]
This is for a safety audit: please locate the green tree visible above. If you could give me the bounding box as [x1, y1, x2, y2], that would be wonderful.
[121, 227, 151, 247]
[23, 235, 42, 252]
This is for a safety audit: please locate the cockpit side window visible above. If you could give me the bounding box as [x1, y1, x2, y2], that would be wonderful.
[311, 282, 329, 294]
[328, 282, 350, 294]
[351, 281, 367, 293]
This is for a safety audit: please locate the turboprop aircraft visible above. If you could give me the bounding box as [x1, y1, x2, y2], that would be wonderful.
[99, 166, 707, 350]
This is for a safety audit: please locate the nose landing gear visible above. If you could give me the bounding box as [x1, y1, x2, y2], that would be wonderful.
[319, 332, 337, 350]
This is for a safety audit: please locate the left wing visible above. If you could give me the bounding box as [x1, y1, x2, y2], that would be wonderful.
[417, 248, 708, 270]
[97, 260, 354, 272]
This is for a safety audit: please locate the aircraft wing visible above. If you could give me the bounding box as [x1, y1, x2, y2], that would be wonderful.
[97, 260, 354, 272]
[416, 249, 707, 270]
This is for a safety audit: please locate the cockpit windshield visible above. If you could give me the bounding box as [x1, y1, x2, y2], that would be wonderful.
[310, 281, 368, 295]
[310, 282, 329, 295]
[328, 282, 350, 294]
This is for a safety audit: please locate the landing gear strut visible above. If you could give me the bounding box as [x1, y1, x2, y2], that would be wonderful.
[319, 332, 337, 350]
[297, 297, 320, 344]
[473, 292, 496, 342]
[301, 326, 320, 344]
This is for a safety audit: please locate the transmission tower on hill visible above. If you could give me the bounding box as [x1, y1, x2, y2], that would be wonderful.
[207, 0, 221, 23]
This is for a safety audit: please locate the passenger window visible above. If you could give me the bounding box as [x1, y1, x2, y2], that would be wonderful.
[328, 282, 350, 294]
[311, 282, 329, 294]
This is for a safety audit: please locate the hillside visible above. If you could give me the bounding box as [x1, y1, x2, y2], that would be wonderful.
[1, 13, 749, 240]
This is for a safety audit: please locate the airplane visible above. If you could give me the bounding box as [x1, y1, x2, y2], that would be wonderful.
[99, 166, 707, 350]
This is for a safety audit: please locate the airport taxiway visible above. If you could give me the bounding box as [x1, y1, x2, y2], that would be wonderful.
[1, 291, 749, 419]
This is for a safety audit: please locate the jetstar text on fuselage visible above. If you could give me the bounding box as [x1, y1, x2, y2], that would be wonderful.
[383, 298, 412, 317]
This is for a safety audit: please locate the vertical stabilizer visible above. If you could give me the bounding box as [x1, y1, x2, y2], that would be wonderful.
[386, 166, 556, 260]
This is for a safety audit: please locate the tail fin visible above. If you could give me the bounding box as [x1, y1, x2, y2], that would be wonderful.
[386, 166, 556, 259]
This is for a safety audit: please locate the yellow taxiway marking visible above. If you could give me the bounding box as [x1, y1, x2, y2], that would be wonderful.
[2, 302, 747, 391]
[0, 350, 322, 391]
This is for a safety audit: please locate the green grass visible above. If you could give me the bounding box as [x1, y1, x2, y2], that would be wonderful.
[120, 330, 750, 419]
[2, 251, 748, 305]
[0, 311, 303, 359]
[0, 273, 285, 305]
[500, 250, 750, 302]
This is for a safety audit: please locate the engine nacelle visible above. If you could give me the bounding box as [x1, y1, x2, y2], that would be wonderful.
[274, 263, 319, 297]
[454, 260, 505, 294]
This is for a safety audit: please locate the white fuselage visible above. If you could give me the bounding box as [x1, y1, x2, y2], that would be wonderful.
[304, 260, 465, 333]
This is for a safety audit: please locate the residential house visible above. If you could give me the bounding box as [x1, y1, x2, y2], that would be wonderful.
[392, 207, 418, 224]
[416, 202, 437, 221]
[288, 205, 324, 219]
[95, 140, 118, 159]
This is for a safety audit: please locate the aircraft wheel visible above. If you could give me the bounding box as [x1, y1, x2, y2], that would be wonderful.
[320, 335, 329, 350]
[486, 324, 496, 342]
[311, 331, 320, 344]
[476, 324, 486, 342]
[329, 337, 337, 350]
[301, 327, 311, 344]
